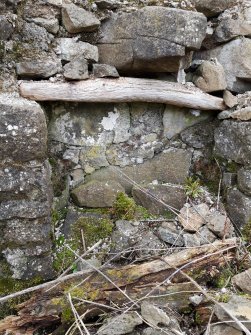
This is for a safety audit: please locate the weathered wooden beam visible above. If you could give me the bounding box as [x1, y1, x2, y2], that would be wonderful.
[19, 78, 226, 110]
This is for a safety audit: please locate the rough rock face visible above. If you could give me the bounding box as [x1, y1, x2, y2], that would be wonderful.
[192, 0, 238, 17]
[214, 120, 251, 165]
[0, 94, 53, 280]
[195, 38, 251, 93]
[98, 7, 207, 73]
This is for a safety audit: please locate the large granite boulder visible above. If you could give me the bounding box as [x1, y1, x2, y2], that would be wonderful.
[195, 38, 251, 93]
[98, 7, 207, 73]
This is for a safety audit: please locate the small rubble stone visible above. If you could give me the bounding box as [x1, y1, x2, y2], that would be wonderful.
[214, 5, 251, 43]
[206, 212, 231, 238]
[232, 268, 251, 294]
[223, 90, 238, 108]
[98, 312, 143, 335]
[192, 60, 227, 92]
[195, 38, 251, 93]
[178, 203, 210, 232]
[189, 294, 203, 306]
[111, 220, 139, 254]
[63, 58, 89, 80]
[62, 3, 100, 33]
[214, 295, 251, 331]
[228, 107, 251, 121]
[192, 0, 238, 17]
[238, 167, 251, 196]
[71, 180, 124, 207]
[95, 0, 119, 9]
[141, 301, 170, 327]
[93, 64, 119, 78]
[183, 233, 201, 247]
[16, 58, 62, 79]
[197, 225, 217, 245]
[31, 17, 59, 34]
[158, 226, 184, 247]
[56, 38, 99, 63]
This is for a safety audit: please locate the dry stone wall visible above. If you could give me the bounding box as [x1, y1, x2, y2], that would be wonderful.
[0, 0, 251, 284]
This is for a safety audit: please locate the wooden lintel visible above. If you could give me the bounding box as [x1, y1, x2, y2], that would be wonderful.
[19, 77, 226, 111]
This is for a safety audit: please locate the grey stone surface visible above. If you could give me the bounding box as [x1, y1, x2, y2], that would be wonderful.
[0, 200, 50, 220]
[93, 64, 119, 78]
[111, 220, 139, 254]
[55, 38, 99, 63]
[98, 7, 207, 73]
[20, 22, 53, 52]
[181, 119, 216, 149]
[214, 5, 251, 43]
[98, 312, 143, 335]
[16, 57, 62, 78]
[178, 203, 210, 232]
[0, 15, 14, 40]
[80, 146, 109, 173]
[238, 167, 251, 196]
[2, 248, 53, 280]
[232, 268, 251, 294]
[141, 301, 170, 327]
[183, 233, 201, 247]
[206, 212, 232, 238]
[214, 120, 251, 165]
[191, 60, 227, 92]
[86, 149, 192, 193]
[71, 180, 125, 207]
[158, 225, 184, 247]
[192, 0, 238, 17]
[63, 57, 89, 80]
[0, 94, 47, 162]
[0, 161, 52, 202]
[214, 295, 251, 331]
[31, 17, 59, 34]
[1, 218, 51, 246]
[223, 90, 238, 108]
[62, 3, 100, 33]
[163, 106, 211, 140]
[226, 188, 251, 228]
[195, 38, 251, 93]
[132, 183, 186, 215]
[197, 225, 217, 245]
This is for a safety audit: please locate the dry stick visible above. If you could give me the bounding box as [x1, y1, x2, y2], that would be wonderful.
[68, 293, 90, 335]
[66, 245, 139, 307]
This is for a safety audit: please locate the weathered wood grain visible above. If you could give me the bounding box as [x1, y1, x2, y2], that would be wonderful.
[19, 78, 226, 110]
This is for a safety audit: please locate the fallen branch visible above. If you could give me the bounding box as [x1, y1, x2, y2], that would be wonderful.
[19, 77, 226, 110]
[0, 239, 236, 334]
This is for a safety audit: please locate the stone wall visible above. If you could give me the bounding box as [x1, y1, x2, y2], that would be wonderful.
[0, 0, 251, 285]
